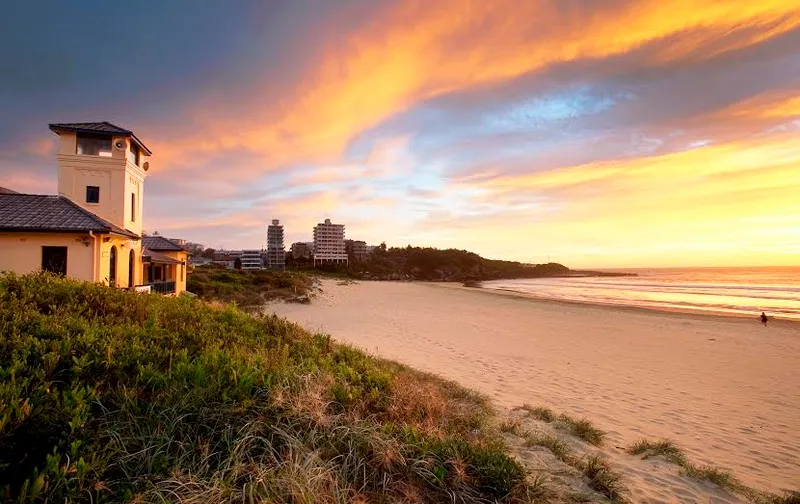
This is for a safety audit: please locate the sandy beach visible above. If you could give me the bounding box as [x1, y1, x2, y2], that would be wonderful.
[270, 280, 800, 499]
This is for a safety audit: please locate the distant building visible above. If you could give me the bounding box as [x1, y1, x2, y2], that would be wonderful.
[313, 218, 347, 266]
[240, 250, 263, 270]
[290, 242, 313, 260]
[345, 239, 369, 262]
[267, 219, 285, 271]
[211, 253, 236, 269]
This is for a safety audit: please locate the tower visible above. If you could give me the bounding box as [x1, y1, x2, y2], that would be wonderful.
[267, 219, 285, 270]
[49, 122, 152, 237]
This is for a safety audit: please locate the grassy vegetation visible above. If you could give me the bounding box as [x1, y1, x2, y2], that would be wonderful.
[518, 405, 606, 446]
[628, 438, 800, 503]
[348, 246, 573, 282]
[188, 265, 314, 307]
[580, 455, 627, 503]
[513, 426, 626, 502]
[626, 438, 687, 465]
[0, 272, 534, 502]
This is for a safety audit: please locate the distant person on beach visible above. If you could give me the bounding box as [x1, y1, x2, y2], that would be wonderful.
[760, 312, 769, 326]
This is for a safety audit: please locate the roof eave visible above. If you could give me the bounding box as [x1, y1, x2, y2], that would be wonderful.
[48, 123, 152, 156]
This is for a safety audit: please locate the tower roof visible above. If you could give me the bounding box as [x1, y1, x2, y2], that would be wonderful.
[49, 121, 152, 155]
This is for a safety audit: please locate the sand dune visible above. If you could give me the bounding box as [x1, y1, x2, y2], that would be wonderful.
[269, 280, 800, 499]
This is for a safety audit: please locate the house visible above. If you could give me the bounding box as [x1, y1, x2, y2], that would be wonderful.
[142, 235, 189, 294]
[0, 121, 188, 295]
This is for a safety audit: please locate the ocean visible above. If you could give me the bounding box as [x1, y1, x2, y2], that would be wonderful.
[481, 266, 800, 320]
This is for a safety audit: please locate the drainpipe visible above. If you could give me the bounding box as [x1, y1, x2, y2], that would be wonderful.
[88, 231, 99, 282]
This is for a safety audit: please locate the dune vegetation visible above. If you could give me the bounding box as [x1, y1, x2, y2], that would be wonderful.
[0, 273, 533, 503]
[187, 266, 314, 307]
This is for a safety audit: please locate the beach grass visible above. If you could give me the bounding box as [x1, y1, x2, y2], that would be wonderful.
[187, 265, 314, 307]
[627, 438, 688, 465]
[580, 455, 627, 503]
[0, 272, 533, 502]
[518, 405, 605, 446]
[627, 438, 800, 503]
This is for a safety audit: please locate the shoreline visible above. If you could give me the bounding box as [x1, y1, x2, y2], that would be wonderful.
[433, 281, 800, 325]
[271, 279, 800, 496]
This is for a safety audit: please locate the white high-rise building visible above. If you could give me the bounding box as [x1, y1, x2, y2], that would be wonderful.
[313, 218, 347, 266]
[240, 250, 263, 270]
[267, 219, 285, 270]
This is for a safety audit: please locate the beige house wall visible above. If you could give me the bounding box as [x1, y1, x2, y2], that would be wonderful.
[97, 236, 143, 288]
[0, 232, 95, 281]
[0, 232, 145, 288]
[155, 250, 189, 294]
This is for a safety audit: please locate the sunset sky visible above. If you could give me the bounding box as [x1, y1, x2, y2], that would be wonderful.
[1, 1, 799, 268]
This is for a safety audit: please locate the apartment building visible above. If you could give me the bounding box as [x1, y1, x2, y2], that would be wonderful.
[345, 239, 369, 262]
[240, 249, 263, 270]
[266, 219, 285, 271]
[313, 218, 347, 265]
[290, 241, 313, 260]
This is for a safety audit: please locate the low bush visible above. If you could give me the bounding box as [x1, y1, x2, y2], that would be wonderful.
[0, 273, 531, 502]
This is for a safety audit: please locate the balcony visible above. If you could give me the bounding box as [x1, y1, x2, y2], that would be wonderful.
[148, 280, 176, 295]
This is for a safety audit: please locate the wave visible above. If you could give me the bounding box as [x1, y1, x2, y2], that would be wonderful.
[482, 269, 800, 320]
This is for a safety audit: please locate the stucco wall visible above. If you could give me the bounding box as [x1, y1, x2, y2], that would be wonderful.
[155, 250, 189, 294]
[97, 236, 143, 288]
[0, 232, 95, 281]
[56, 134, 147, 237]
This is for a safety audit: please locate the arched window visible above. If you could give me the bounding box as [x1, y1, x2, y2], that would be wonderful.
[128, 249, 136, 288]
[109, 246, 117, 287]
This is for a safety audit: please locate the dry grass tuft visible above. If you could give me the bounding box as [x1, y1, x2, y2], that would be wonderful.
[521, 404, 556, 423]
[627, 438, 687, 465]
[557, 415, 605, 446]
[580, 455, 627, 503]
[517, 405, 605, 446]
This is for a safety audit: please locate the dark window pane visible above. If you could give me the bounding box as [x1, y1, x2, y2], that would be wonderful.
[86, 186, 99, 203]
[76, 133, 112, 157]
[42, 246, 68, 276]
[109, 246, 117, 287]
[131, 193, 136, 222]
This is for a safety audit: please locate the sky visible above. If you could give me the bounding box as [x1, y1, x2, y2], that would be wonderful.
[1, 0, 799, 268]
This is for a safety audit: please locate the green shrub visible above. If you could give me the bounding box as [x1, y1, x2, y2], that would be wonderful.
[0, 272, 530, 502]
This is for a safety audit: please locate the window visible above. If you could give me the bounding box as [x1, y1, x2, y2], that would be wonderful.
[128, 250, 136, 288]
[126, 143, 140, 166]
[131, 193, 136, 222]
[181, 263, 185, 281]
[86, 186, 100, 204]
[42, 247, 68, 276]
[76, 133, 112, 157]
[109, 246, 117, 287]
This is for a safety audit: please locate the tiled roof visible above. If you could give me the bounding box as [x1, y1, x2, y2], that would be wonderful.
[49, 121, 152, 155]
[142, 235, 185, 251]
[142, 248, 183, 264]
[0, 186, 19, 194]
[0, 193, 139, 238]
[49, 122, 132, 135]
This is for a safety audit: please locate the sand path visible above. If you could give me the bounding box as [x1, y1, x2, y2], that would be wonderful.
[269, 280, 800, 497]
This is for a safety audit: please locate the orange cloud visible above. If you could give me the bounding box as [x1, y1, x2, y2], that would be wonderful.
[152, 0, 800, 170]
[434, 133, 800, 267]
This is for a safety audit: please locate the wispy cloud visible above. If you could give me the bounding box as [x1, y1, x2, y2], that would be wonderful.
[1, 1, 799, 266]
